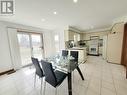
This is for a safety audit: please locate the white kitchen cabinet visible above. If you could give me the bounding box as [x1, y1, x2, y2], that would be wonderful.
[69, 31, 75, 40]
[64, 30, 81, 41]
[80, 33, 84, 40]
[77, 33, 80, 41]
[64, 30, 69, 41]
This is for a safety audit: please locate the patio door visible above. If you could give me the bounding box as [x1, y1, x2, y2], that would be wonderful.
[17, 32, 44, 66]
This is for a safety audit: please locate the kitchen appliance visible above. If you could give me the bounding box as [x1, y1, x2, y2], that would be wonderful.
[88, 39, 99, 56]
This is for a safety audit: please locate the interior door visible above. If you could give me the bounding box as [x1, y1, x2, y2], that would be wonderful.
[121, 24, 127, 66]
[125, 37, 127, 78]
[121, 23, 127, 78]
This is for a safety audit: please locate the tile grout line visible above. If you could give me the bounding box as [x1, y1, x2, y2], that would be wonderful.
[100, 60, 103, 95]
[109, 63, 118, 95]
[84, 62, 96, 95]
[10, 74, 20, 95]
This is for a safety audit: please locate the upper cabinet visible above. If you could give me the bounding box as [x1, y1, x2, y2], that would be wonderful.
[64, 30, 69, 41]
[74, 32, 80, 41]
[84, 31, 109, 40]
[64, 30, 81, 41]
[69, 31, 75, 40]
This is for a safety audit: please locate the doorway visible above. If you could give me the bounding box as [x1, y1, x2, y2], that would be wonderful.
[121, 23, 127, 78]
[17, 32, 44, 67]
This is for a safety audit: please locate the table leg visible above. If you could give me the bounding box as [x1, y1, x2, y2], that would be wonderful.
[68, 72, 72, 95]
[76, 66, 84, 80]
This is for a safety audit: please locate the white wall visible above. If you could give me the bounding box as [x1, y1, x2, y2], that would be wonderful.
[0, 22, 13, 72]
[43, 31, 55, 58]
[7, 28, 22, 70]
[59, 30, 65, 50]
[0, 21, 53, 72]
[51, 29, 65, 54]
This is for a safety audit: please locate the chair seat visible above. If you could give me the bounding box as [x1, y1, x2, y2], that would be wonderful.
[36, 71, 45, 78]
[54, 70, 67, 87]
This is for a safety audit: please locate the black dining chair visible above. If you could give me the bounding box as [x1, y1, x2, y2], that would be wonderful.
[70, 51, 78, 62]
[62, 50, 68, 57]
[41, 60, 67, 95]
[70, 51, 79, 82]
[31, 57, 45, 93]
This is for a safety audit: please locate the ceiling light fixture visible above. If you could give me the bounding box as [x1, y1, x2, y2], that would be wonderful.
[53, 11, 57, 15]
[73, 0, 78, 3]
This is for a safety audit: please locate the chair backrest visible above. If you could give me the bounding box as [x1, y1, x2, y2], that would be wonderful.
[41, 60, 57, 87]
[70, 51, 78, 62]
[62, 50, 68, 57]
[31, 57, 44, 77]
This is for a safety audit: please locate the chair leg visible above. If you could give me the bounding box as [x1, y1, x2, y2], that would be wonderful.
[43, 80, 46, 95]
[40, 78, 43, 94]
[73, 71, 74, 83]
[34, 74, 36, 87]
[55, 88, 57, 95]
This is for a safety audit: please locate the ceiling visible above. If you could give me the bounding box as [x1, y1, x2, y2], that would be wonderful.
[0, 0, 127, 32]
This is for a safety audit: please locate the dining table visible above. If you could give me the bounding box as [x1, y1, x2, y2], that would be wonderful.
[45, 54, 85, 95]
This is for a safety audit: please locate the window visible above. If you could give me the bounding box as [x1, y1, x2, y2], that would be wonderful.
[17, 32, 44, 66]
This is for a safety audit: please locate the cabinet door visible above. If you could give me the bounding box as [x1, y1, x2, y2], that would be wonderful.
[69, 31, 74, 40]
[77, 33, 80, 41]
[74, 32, 80, 41]
[64, 30, 69, 41]
[80, 33, 84, 40]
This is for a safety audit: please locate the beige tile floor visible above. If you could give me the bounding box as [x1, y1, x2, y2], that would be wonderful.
[0, 56, 127, 95]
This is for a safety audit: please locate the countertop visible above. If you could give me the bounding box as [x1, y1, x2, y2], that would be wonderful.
[67, 47, 87, 50]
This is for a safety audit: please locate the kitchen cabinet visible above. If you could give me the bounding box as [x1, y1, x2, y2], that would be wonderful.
[64, 30, 69, 41]
[64, 30, 81, 41]
[80, 33, 85, 40]
[69, 31, 75, 40]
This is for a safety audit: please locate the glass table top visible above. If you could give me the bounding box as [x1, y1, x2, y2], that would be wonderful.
[44, 55, 84, 73]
